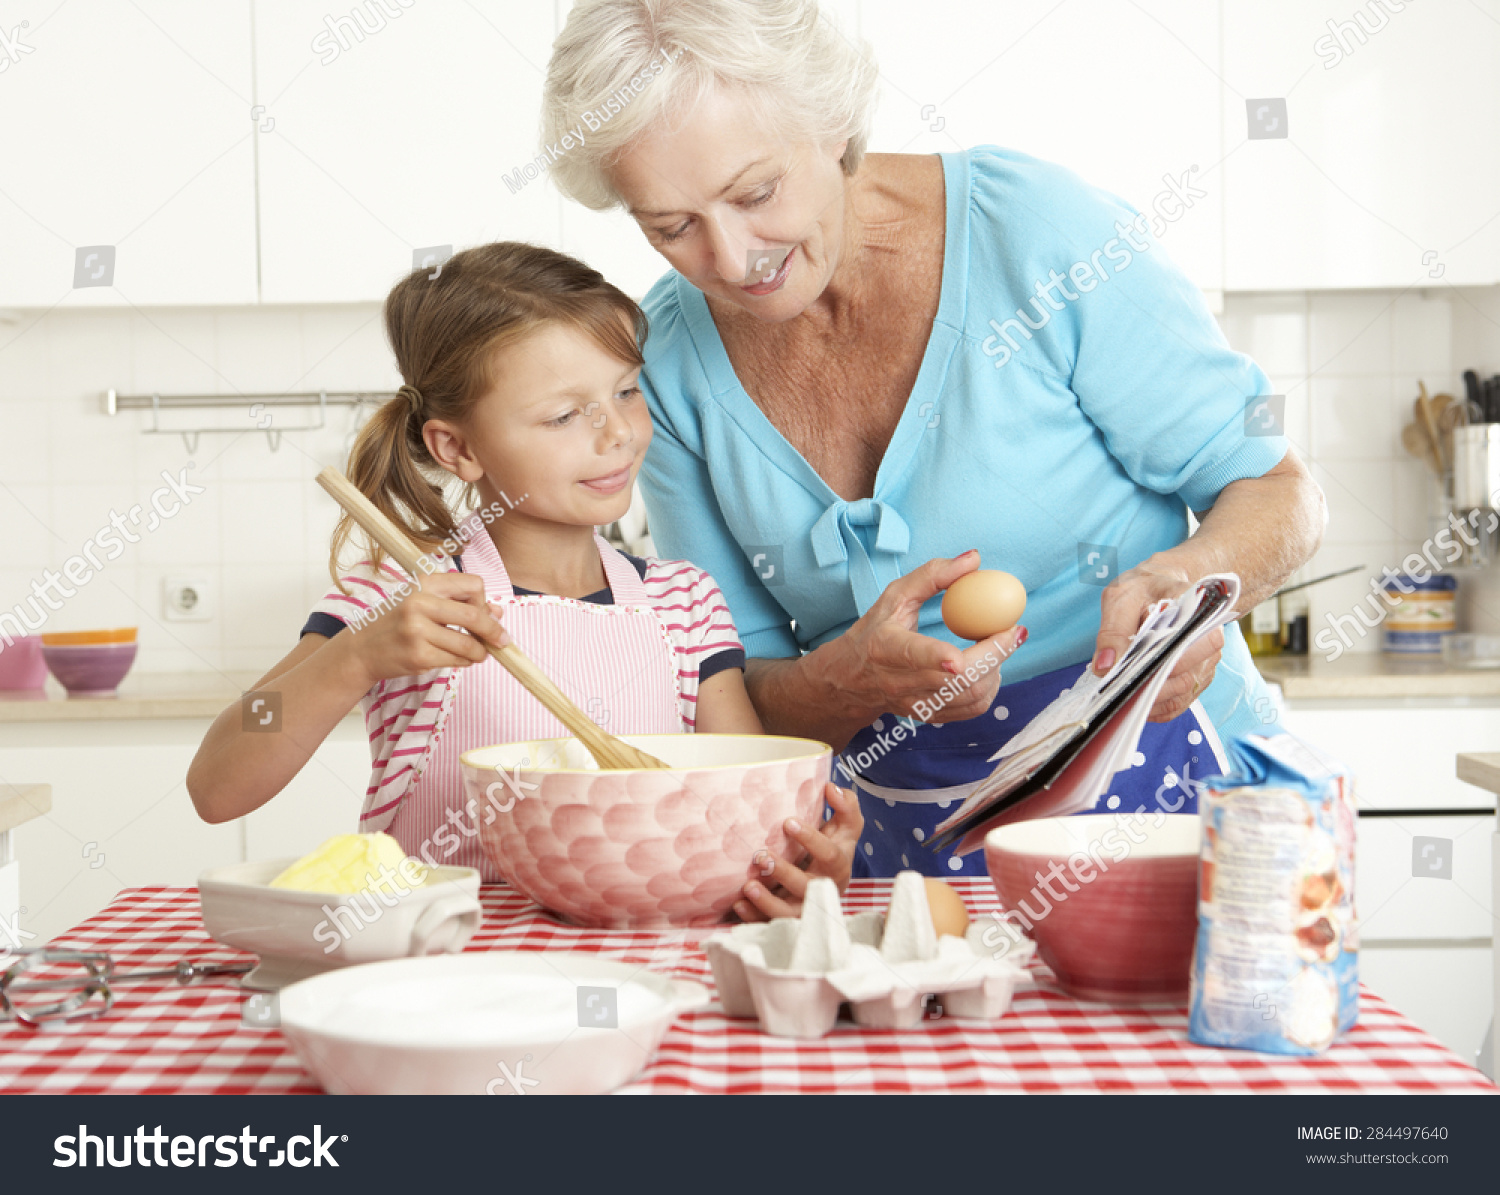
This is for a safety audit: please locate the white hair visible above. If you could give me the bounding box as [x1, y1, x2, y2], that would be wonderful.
[542, 0, 880, 210]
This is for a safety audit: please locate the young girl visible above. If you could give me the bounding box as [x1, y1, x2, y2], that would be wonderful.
[187, 242, 859, 920]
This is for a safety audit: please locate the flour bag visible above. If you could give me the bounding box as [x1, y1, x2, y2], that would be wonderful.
[1189, 732, 1358, 1055]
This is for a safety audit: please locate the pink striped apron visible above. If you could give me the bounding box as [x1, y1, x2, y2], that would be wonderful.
[374, 531, 683, 879]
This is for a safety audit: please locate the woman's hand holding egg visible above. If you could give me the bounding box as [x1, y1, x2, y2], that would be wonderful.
[817, 552, 1026, 730]
[941, 569, 1026, 641]
[343, 571, 512, 689]
[1092, 557, 1223, 722]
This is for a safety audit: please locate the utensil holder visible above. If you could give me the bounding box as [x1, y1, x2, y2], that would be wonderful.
[1453, 425, 1500, 510]
[1444, 427, 1500, 568]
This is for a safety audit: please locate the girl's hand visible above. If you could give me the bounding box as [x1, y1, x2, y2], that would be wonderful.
[1091, 558, 1224, 723]
[733, 783, 864, 921]
[824, 552, 1026, 726]
[344, 571, 510, 687]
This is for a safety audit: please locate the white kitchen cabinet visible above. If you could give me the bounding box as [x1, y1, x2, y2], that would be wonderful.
[0, 1, 259, 307]
[1279, 701, 1498, 1061]
[1280, 704, 1500, 813]
[0, 784, 48, 953]
[252, 0, 561, 304]
[0, 717, 367, 946]
[566, 0, 1226, 299]
[1361, 944, 1492, 1068]
[1278, 705, 1497, 943]
[1356, 812, 1493, 941]
[6, 4, 1497, 310]
[1222, 0, 1500, 290]
[242, 724, 370, 861]
[860, 0, 1225, 295]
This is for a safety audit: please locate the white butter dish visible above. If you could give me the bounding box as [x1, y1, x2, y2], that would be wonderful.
[198, 857, 482, 989]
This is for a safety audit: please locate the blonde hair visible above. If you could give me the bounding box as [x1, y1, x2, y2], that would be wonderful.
[331, 242, 646, 585]
[542, 0, 880, 210]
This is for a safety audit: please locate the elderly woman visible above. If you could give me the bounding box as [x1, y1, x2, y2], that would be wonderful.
[542, 0, 1325, 917]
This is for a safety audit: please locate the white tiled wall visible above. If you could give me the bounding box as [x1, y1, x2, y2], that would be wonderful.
[0, 304, 396, 675]
[1218, 288, 1500, 651]
[2, 287, 1500, 675]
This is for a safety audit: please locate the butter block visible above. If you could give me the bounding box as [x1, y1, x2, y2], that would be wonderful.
[268, 832, 428, 895]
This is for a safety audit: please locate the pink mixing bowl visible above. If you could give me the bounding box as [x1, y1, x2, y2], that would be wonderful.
[985, 813, 1200, 1005]
[461, 734, 831, 929]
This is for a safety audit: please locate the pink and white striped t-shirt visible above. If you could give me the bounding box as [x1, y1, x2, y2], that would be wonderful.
[302, 522, 744, 875]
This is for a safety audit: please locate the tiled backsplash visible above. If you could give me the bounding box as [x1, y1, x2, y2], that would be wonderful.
[0, 305, 398, 674]
[1219, 288, 1500, 649]
[2, 286, 1500, 674]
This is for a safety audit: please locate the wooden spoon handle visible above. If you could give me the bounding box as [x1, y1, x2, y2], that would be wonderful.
[487, 642, 647, 768]
[316, 466, 431, 579]
[1416, 383, 1446, 474]
[315, 467, 667, 770]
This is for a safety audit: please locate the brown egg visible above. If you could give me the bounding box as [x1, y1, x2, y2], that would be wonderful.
[923, 877, 971, 938]
[941, 570, 1027, 641]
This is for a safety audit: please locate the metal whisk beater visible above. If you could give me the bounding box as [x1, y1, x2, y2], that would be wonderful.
[0, 948, 253, 1027]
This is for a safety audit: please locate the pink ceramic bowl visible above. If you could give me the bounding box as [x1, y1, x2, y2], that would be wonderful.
[41, 642, 138, 697]
[0, 636, 48, 690]
[461, 735, 831, 929]
[985, 813, 1200, 1005]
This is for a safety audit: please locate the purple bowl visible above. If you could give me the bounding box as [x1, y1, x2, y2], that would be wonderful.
[42, 642, 138, 697]
[0, 636, 49, 690]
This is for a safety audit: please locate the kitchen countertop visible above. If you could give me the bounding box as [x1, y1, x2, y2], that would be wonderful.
[1456, 752, 1500, 796]
[0, 672, 362, 723]
[0, 783, 50, 832]
[1256, 652, 1500, 700]
[7, 656, 1496, 718]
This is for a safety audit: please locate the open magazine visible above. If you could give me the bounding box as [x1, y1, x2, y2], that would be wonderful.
[926, 574, 1242, 856]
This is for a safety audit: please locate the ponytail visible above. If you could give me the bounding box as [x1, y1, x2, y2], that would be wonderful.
[327, 393, 474, 590]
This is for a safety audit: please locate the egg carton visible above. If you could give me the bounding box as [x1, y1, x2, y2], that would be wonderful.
[705, 873, 1035, 1038]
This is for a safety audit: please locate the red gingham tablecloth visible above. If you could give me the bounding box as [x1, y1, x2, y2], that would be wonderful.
[1, 879, 1494, 1095]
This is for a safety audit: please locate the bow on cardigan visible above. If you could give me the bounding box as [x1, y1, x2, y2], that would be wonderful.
[809, 497, 911, 613]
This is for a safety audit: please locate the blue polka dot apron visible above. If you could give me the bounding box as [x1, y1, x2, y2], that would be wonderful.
[839, 661, 1230, 879]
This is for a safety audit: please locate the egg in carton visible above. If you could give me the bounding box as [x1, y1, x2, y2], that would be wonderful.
[704, 873, 1036, 1038]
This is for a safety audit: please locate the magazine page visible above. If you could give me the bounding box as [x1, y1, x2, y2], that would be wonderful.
[929, 573, 1243, 853]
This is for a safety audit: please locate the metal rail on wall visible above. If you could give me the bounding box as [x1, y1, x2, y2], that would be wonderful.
[103, 389, 392, 454]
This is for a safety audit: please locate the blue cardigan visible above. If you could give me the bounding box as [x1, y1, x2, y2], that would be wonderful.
[637, 145, 1286, 744]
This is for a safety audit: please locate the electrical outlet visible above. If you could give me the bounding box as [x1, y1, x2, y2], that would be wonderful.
[163, 576, 212, 622]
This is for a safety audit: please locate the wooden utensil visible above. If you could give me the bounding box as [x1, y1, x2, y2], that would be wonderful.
[1401, 421, 1435, 467]
[1431, 393, 1461, 468]
[316, 466, 670, 770]
[1416, 382, 1445, 473]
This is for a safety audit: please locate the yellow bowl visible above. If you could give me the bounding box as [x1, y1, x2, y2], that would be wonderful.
[40, 627, 138, 646]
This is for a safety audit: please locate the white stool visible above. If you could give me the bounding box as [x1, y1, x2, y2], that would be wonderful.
[0, 784, 51, 952]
